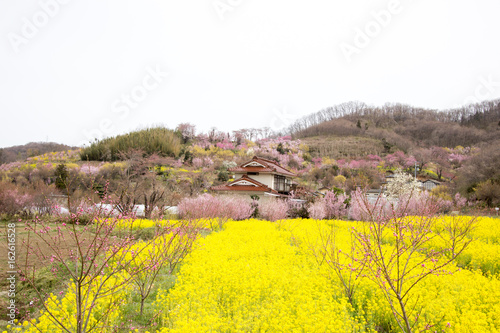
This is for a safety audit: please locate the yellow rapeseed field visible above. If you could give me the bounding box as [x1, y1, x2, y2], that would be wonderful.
[8, 216, 500, 332]
[154, 220, 369, 332]
[276, 217, 500, 332]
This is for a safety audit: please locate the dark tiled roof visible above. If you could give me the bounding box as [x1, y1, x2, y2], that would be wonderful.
[210, 175, 278, 194]
[229, 156, 296, 177]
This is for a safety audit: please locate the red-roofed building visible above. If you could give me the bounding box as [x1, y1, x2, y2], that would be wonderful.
[211, 156, 296, 197]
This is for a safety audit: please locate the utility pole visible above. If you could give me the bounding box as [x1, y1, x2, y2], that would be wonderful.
[414, 161, 419, 180]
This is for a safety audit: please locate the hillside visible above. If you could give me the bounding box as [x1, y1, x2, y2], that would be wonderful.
[0, 142, 76, 165]
[79, 127, 182, 161]
[302, 135, 385, 159]
[1, 99, 499, 212]
[283, 99, 500, 156]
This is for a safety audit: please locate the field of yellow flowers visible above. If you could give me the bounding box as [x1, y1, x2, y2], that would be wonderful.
[8, 216, 500, 332]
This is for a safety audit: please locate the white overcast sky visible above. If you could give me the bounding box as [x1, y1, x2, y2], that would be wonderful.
[1, 0, 500, 148]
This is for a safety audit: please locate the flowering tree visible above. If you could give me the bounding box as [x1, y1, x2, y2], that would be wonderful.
[0, 181, 33, 216]
[125, 224, 198, 315]
[430, 147, 450, 181]
[308, 200, 327, 220]
[19, 198, 159, 333]
[192, 157, 204, 169]
[308, 191, 348, 220]
[323, 191, 349, 219]
[386, 169, 421, 199]
[176, 123, 196, 144]
[349, 188, 392, 221]
[178, 194, 254, 229]
[257, 198, 289, 221]
[312, 223, 367, 304]
[351, 193, 475, 332]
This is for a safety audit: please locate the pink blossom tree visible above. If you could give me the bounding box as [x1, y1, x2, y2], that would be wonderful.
[19, 195, 166, 333]
[126, 224, 198, 315]
[351, 193, 476, 332]
[308, 191, 349, 220]
[308, 200, 327, 219]
[178, 194, 254, 229]
[257, 198, 289, 221]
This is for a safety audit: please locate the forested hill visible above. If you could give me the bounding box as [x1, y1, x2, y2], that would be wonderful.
[282, 99, 500, 153]
[0, 142, 76, 164]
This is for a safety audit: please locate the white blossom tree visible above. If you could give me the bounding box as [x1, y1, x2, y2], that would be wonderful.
[386, 168, 421, 199]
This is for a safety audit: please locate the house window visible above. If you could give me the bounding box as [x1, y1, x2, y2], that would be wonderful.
[274, 175, 290, 193]
[247, 172, 259, 175]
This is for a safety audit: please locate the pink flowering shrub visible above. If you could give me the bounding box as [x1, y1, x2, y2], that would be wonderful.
[309, 191, 349, 220]
[195, 134, 211, 149]
[257, 199, 289, 221]
[449, 153, 469, 165]
[367, 154, 382, 161]
[192, 157, 204, 169]
[349, 189, 446, 221]
[253, 136, 306, 170]
[404, 155, 417, 168]
[312, 157, 323, 167]
[308, 200, 327, 219]
[173, 159, 183, 168]
[203, 157, 214, 168]
[0, 162, 19, 172]
[80, 163, 102, 175]
[216, 139, 235, 150]
[348, 160, 362, 169]
[0, 182, 33, 216]
[323, 191, 349, 218]
[454, 193, 468, 209]
[278, 154, 290, 167]
[178, 194, 254, 221]
[385, 151, 406, 168]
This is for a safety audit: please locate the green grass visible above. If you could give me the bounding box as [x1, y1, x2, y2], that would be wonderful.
[118, 271, 178, 332]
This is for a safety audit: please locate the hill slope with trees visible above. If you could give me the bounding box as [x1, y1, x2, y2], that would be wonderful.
[281, 99, 500, 158]
[0, 142, 76, 165]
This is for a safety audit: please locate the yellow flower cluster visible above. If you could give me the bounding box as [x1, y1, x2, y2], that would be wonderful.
[456, 216, 500, 274]
[11, 216, 499, 332]
[115, 230, 195, 273]
[99, 218, 180, 230]
[278, 217, 500, 332]
[12, 274, 129, 333]
[107, 218, 223, 231]
[112, 218, 164, 229]
[191, 145, 236, 159]
[154, 220, 368, 332]
[416, 216, 500, 275]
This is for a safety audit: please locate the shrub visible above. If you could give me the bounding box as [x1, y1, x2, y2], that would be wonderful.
[307, 191, 348, 220]
[54, 164, 68, 190]
[178, 194, 254, 223]
[257, 199, 289, 221]
[287, 200, 309, 219]
[80, 127, 181, 161]
[192, 157, 203, 169]
[308, 200, 326, 219]
[349, 188, 447, 221]
[0, 182, 32, 216]
[323, 191, 349, 219]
